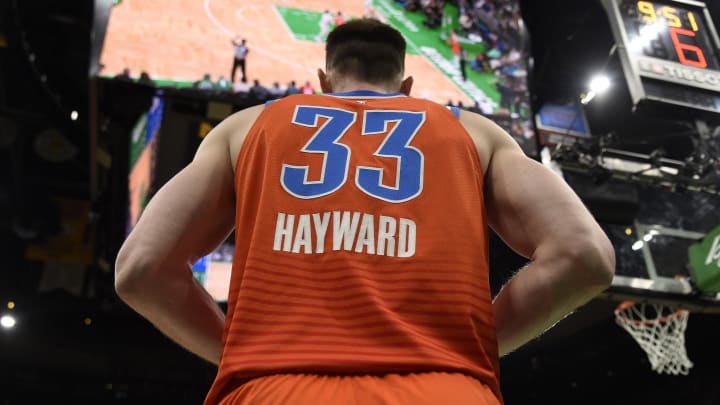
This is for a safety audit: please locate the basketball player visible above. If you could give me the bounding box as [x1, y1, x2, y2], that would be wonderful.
[316, 10, 334, 42]
[115, 19, 615, 405]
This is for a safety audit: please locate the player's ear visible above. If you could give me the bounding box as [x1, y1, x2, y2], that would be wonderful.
[399, 76, 413, 96]
[318, 69, 333, 93]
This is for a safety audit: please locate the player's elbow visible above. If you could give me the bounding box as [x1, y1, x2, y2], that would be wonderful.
[114, 245, 155, 302]
[537, 229, 616, 293]
[566, 232, 616, 289]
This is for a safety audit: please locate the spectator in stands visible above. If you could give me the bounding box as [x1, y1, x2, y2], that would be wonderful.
[216, 75, 232, 91]
[510, 121, 522, 138]
[404, 0, 420, 12]
[231, 37, 249, 83]
[249, 79, 270, 99]
[512, 92, 526, 117]
[335, 11, 346, 26]
[476, 0, 494, 15]
[300, 81, 315, 94]
[114, 68, 132, 82]
[268, 81, 285, 98]
[138, 71, 154, 86]
[194, 73, 215, 90]
[471, 52, 490, 73]
[475, 97, 494, 115]
[233, 77, 251, 93]
[488, 50, 503, 73]
[495, 37, 507, 54]
[522, 120, 535, 140]
[495, 77, 515, 114]
[459, 12, 473, 33]
[499, 56, 519, 77]
[285, 80, 301, 96]
[421, 0, 443, 28]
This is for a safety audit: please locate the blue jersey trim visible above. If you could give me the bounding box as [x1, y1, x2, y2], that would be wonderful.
[265, 99, 279, 107]
[326, 90, 407, 98]
[447, 106, 460, 118]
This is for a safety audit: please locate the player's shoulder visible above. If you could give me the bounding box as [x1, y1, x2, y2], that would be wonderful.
[213, 104, 265, 143]
[457, 108, 524, 173]
[216, 104, 267, 170]
[457, 108, 508, 137]
[219, 104, 265, 130]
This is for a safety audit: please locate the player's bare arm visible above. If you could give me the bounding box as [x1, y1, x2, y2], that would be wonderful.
[114, 105, 262, 364]
[460, 110, 616, 356]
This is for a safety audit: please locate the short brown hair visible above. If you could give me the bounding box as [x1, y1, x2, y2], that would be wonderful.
[325, 19, 406, 86]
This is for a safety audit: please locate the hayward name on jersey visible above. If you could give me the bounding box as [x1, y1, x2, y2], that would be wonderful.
[274, 211, 416, 257]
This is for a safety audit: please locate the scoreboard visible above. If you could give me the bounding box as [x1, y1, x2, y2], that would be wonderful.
[603, 0, 720, 114]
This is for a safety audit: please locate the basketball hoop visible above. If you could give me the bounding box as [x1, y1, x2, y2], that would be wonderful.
[614, 300, 693, 375]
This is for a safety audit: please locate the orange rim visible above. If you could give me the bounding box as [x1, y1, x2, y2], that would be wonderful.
[614, 300, 689, 326]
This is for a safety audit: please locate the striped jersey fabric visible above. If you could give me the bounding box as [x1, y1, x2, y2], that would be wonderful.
[204, 90, 501, 404]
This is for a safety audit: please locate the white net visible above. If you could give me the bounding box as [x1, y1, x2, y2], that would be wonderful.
[614, 301, 693, 375]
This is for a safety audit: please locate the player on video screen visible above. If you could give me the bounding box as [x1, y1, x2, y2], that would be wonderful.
[115, 19, 615, 405]
[316, 10, 334, 42]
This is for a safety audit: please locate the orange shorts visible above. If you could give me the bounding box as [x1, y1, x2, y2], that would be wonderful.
[219, 372, 502, 405]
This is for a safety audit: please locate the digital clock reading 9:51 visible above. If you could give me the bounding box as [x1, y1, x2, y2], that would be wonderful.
[620, 0, 719, 70]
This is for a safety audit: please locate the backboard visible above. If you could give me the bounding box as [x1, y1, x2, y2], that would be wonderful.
[601, 220, 720, 314]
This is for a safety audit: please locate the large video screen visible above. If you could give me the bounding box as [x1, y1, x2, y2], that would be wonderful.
[109, 0, 536, 302]
[101, 0, 536, 155]
[127, 95, 163, 232]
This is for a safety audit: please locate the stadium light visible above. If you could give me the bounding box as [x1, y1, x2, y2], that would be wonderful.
[581, 75, 611, 104]
[589, 75, 611, 93]
[1, 314, 16, 329]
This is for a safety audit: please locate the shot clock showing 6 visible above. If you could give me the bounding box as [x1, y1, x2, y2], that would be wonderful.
[604, 0, 720, 114]
[620, 0, 719, 70]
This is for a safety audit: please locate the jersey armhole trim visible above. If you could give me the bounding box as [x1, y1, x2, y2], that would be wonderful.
[447, 106, 460, 119]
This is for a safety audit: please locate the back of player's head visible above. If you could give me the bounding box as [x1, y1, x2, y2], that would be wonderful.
[325, 18, 406, 87]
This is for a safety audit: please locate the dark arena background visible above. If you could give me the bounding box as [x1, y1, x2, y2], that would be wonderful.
[1, 0, 720, 403]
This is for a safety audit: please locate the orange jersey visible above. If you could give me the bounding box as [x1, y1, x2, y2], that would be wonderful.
[204, 91, 501, 404]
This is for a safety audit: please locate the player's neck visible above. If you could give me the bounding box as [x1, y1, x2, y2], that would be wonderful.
[330, 81, 399, 94]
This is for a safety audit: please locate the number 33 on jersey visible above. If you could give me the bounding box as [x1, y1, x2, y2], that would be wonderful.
[280, 105, 426, 203]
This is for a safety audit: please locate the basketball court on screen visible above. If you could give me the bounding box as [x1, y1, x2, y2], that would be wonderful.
[100, 0, 501, 106]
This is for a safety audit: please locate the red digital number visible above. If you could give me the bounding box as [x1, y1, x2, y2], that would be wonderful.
[669, 27, 707, 68]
